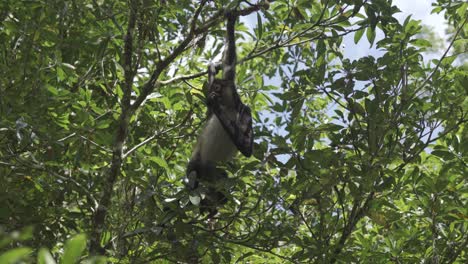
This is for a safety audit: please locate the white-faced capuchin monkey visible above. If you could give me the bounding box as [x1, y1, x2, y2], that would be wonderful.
[186, 11, 253, 216]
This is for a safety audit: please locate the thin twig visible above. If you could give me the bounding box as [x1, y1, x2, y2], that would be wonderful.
[90, 0, 138, 254]
[410, 17, 467, 101]
[57, 132, 77, 142]
[79, 135, 112, 153]
[123, 109, 193, 158]
[159, 70, 208, 85]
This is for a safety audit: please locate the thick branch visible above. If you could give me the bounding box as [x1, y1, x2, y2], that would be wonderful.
[130, 0, 212, 111]
[90, 0, 137, 254]
[330, 192, 374, 263]
[131, 2, 268, 107]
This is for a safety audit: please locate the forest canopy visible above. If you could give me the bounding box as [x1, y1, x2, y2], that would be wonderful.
[0, 0, 467, 263]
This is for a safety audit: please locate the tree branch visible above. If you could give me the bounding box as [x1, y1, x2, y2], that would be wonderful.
[159, 25, 364, 87]
[411, 16, 467, 101]
[90, 0, 138, 254]
[130, 0, 212, 111]
[131, 1, 269, 97]
[159, 70, 208, 85]
[330, 192, 374, 263]
[122, 108, 193, 158]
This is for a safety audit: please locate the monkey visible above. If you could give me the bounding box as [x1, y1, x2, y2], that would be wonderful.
[186, 11, 253, 215]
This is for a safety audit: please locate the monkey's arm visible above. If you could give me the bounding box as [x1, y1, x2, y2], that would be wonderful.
[207, 11, 253, 157]
[223, 11, 237, 82]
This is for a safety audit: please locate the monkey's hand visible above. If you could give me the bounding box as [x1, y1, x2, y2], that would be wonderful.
[185, 159, 227, 190]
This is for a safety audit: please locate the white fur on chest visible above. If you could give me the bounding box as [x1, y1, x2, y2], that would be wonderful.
[197, 115, 237, 163]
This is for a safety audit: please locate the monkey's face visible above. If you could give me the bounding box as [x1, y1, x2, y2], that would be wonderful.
[208, 79, 235, 108]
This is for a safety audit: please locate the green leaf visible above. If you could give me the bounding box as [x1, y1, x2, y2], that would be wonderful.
[61, 234, 87, 264]
[256, 13, 263, 39]
[96, 120, 112, 129]
[354, 28, 365, 44]
[411, 39, 432, 48]
[404, 19, 421, 34]
[403, 15, 412, 28]
[366, 27, 376, 47]
[56, 67, 66, 81]
[441, 55, 457, 66]
[189, 194, 201, 206]
[456, 3, 467, 18]
[0, 247, 32, 264]
[149, 156, 169, 169]
[431, 150, 455, 160]
[317, 40, 326, 56]
[350, 101, 366, 116]
[2, 21, 17, 35]
[38, 248, 56, 264]
[334, 109, 344, 119]
[47, 85, 59, 96]
[431, 6, 442, 14]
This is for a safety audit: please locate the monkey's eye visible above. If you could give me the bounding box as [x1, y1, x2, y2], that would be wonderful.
[213, 84, 222, 92]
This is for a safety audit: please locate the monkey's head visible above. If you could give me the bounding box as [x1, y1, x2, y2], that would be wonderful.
[207, 79, 236, 108]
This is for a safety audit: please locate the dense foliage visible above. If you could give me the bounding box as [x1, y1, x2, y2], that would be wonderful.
[1, 0, 467, 263]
